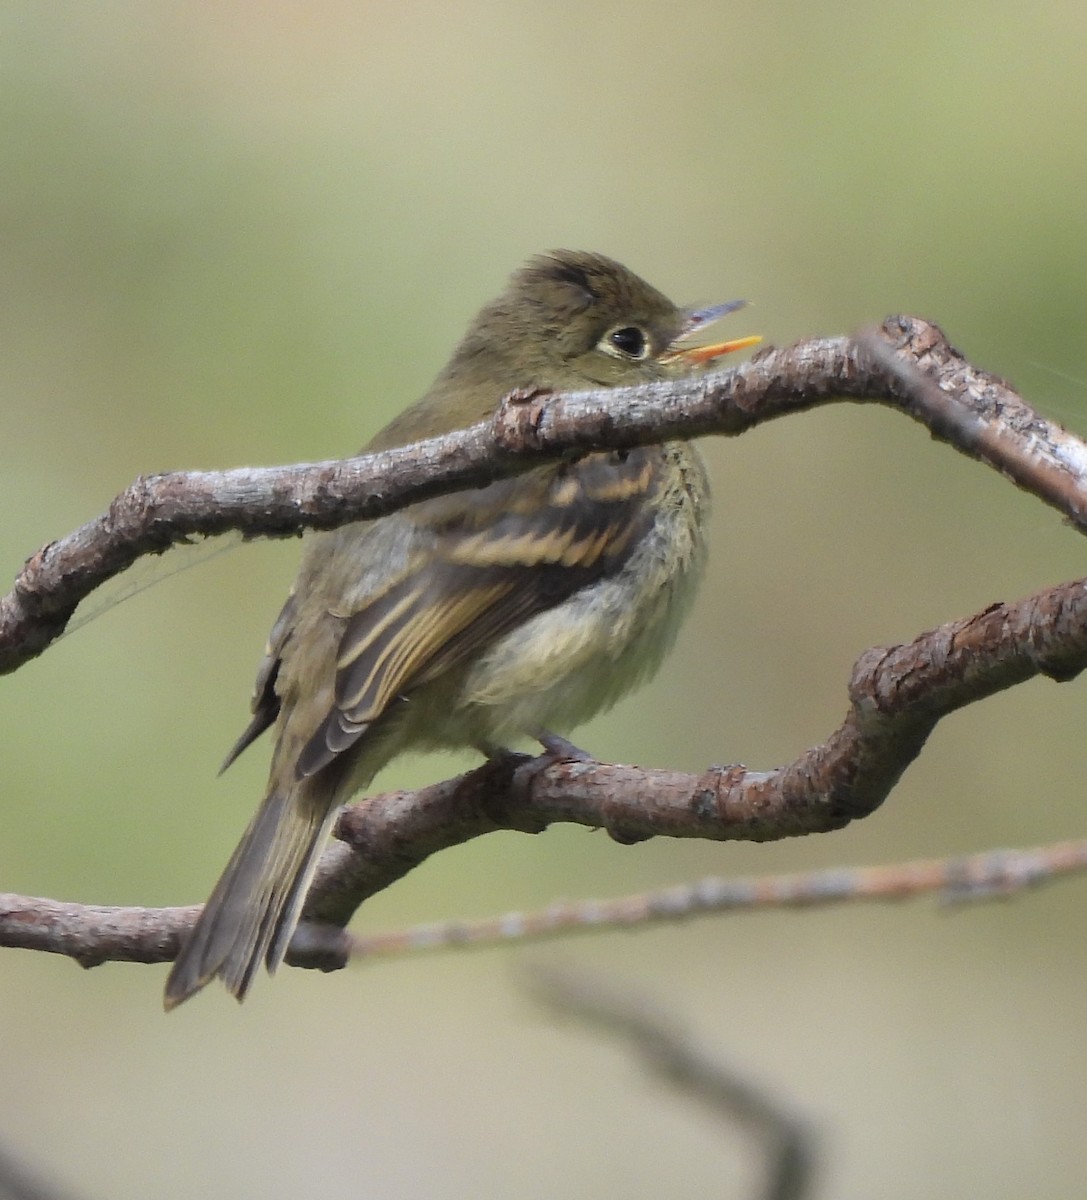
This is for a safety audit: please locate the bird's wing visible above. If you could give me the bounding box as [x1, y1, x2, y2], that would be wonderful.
[219, 589, 297, 772]
[293, 449, 659, 778]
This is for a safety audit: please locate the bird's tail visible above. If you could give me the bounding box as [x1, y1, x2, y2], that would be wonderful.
[163, 786, 338, 1010]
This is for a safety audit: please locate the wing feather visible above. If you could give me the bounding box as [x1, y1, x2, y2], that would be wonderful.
[219, 589, 297, 772]
[289, 448, 661, 779]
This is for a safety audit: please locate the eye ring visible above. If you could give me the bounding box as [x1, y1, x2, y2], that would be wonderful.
[600, 325, 650, 361]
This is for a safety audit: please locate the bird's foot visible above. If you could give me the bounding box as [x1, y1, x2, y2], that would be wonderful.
[534, 730, 596, 764]
[509, 729, 597, 809]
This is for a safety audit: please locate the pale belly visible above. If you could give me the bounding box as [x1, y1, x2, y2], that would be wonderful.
[415, 441, 709, 748]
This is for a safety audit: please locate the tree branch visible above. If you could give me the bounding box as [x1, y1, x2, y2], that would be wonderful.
[525, 966, 817, 1200]
[4, 562, 1087, 971]
[6, 316, 1086, 675]
[0, 1142, 83, 1200]
[5, 314, 1087, 978]
[340, 838, 1087, 961]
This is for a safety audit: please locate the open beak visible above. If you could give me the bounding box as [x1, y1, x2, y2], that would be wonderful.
[661, 300, 761, 366]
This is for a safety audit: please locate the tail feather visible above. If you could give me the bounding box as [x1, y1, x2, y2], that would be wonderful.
[164, 787, 337, 1009]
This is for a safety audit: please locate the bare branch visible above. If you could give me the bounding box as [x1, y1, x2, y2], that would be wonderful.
[856, 326, 1087, 524]
[5, 315, 1087, 982]
[0, 893, 195, 968]
[4, 560, 1087, 972]
[343, 839, 1087, 960]
[526, 966, 817, 1200]
[0, 1142, 83, 1200]
[7, 830, 1085, 974]
[5, 315, 1087, 675]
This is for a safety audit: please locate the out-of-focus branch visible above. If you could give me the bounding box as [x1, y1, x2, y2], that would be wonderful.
[526, 967, 816, 1200]
[5, 315, 1087, 675]
[0, 1142, 82, 1200]
[339, 838, 1087, 960]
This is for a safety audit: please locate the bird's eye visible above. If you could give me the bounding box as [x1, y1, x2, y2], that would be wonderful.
[601, 325, 650, 361]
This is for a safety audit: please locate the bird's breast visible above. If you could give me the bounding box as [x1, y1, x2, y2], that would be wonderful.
[447, 441, 710, 743]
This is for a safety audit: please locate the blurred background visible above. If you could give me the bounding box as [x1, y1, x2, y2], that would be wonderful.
[3, 3, 1087, 1197]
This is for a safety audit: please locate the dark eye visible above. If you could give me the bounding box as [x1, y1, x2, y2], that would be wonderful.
[602, 325, 649, 360]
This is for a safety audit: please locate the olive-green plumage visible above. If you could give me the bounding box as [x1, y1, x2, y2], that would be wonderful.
[163, 251, 757, 1008]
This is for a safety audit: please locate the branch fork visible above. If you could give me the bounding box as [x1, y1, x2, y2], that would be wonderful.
[4, 316, 1087, 974]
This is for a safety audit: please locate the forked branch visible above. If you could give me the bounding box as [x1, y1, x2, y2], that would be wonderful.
[3, 315, 1086, 974]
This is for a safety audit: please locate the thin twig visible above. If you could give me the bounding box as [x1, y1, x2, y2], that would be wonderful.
[338, 838, 1087, 960]
[4, 833, 1086, 971]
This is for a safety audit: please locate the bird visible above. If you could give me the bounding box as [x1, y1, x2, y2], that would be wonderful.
[163, 250, 759, 1008]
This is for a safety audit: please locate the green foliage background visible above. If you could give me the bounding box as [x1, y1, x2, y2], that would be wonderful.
[3, 4, 1087, 1197]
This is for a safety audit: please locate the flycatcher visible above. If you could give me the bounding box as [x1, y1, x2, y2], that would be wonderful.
[164, 250, 759, 1008]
